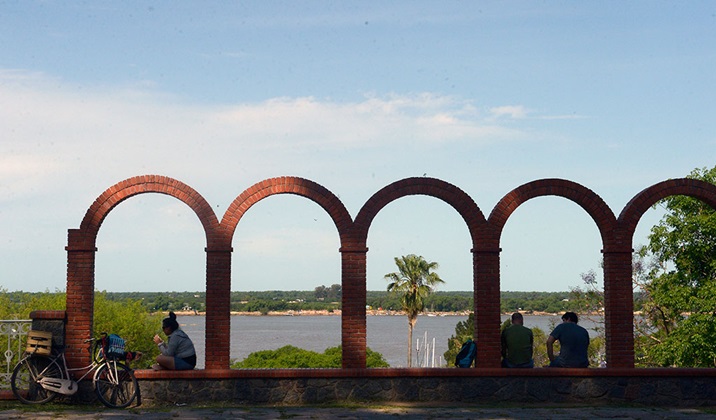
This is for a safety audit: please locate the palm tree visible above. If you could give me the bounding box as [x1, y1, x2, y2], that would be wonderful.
[384, 254, 444, 367]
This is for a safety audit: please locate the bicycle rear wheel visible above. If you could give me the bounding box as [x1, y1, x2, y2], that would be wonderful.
[11, 356, 61, 404]
[94, 360, 138, 408]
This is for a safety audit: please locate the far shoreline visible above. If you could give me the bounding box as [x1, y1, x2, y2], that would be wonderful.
[169, 310, 587, 317]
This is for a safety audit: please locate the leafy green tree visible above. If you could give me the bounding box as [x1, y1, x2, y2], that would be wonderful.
[314, 285, 327, 300]
[634, 166, 716, 367]
[93, 292, 163, 369]
[151, 294, 172, 311]
[385, 254, 444, 367]
[326, 284, 342, 301]
[313, 284, 342, 302]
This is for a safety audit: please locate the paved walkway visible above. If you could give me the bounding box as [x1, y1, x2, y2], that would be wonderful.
[2, 404, 716, 419]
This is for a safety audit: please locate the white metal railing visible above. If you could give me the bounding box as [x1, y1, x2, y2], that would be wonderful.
[0, 320, 32, 389]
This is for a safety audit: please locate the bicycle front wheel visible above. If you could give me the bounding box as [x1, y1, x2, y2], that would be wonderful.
[94, 360, 138, 408]
[11, 356, 61, 404]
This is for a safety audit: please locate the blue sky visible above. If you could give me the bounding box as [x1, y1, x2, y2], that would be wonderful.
[1, 1, 714, 293]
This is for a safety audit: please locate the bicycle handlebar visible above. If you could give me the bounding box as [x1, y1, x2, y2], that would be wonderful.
[84, 333, 109, 343]
[82, 335, 108, 345]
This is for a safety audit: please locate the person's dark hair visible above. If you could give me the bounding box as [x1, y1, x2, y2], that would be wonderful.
[511, 312, 524, 323]
[162, 311, 180, 332]
[562, 311, 579, 323]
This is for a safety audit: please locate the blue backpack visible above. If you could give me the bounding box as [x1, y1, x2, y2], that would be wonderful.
[454, 338, 476, 368]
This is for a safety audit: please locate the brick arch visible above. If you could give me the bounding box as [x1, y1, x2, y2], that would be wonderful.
[78, 174, 221, 247]
[618, 178, 716, 240]
[65, 175, 221, 369]
[220, 176, 353, 244]
[218, 176, 358, 368]
[353, 177, 486, 244]
[350, 177, 488, 367]
[482, 179, 617, 367]
[602, 178, 716, 368]
[488, 178, 617, 242]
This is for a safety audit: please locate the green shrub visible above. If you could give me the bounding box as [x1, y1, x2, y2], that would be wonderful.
[231, 345, 389, 368]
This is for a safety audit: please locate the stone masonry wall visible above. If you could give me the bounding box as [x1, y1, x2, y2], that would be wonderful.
[135, 372, 716, 407]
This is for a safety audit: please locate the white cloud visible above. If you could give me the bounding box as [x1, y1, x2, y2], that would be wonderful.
[0, 155, 64, 201]
[489, 105, 529, 120]
[0, 70, 542, 291]
[0, 71, 533, 208]
[1, 73, 526, 158]
[212, 93, 522, 149]
[235, 227, 337, 256]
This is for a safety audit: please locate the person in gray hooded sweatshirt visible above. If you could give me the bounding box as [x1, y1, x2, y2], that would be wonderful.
[152, 311, 196, 370]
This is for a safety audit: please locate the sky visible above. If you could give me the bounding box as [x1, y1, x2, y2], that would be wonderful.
[1, 1, 714, 293]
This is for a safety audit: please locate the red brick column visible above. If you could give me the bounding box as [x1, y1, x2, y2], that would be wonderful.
[473, 247, 501, 368]
[205, 248, 232, 369]
[64, 229, 96, 370]
[340, 246, 368, 369]
[602, 246, 635, 368]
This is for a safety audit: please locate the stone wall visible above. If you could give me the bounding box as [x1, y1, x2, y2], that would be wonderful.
[136, 373, 716, 407]
[134, 368, 716, 408]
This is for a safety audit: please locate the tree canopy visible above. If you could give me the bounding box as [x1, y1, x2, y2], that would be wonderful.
[635, 166, 716, 367]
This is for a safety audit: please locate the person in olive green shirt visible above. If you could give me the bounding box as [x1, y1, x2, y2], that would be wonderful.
[501, 312, 534, 368]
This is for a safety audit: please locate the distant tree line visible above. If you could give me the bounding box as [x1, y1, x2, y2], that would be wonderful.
[2, 288, 648, 316]
[84, 288, 645, 315]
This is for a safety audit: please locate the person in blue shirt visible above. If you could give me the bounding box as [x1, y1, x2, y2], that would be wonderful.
[546, 311, 589, 368]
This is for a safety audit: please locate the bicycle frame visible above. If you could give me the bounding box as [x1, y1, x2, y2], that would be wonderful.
[31, 339, 104, 395]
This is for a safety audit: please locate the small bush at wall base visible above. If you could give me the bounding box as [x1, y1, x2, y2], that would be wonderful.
[231, 345, 389, 368]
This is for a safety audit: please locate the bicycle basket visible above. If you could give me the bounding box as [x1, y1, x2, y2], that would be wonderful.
[26, 330, 52, 356]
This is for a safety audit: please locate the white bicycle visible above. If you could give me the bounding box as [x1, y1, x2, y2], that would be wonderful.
[11, 333, 140, 408]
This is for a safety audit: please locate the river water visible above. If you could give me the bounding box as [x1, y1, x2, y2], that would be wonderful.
[178, 314, 601, 369]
